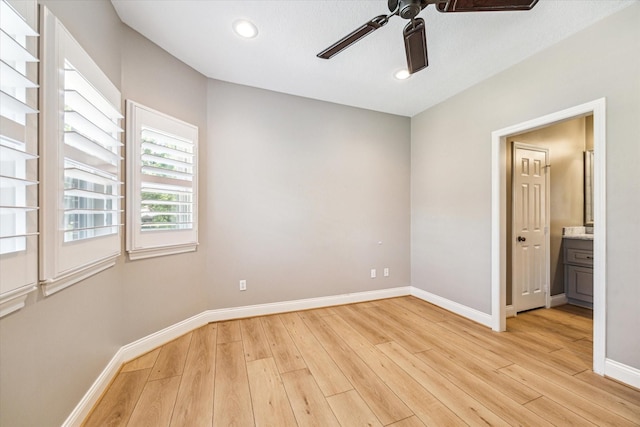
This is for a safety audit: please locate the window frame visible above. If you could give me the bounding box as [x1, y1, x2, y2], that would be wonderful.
[0, 0, 39, 317]
[39, 7, 123, 296]
[126, 100, 199, 260]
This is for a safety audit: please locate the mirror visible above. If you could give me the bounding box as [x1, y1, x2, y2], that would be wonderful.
[584, 149, 594, 225]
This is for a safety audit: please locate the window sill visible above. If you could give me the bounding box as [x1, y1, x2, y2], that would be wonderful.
[40, 256, 117, 297]
[0, 284, 38, 318]
[127, 243, 198, 261]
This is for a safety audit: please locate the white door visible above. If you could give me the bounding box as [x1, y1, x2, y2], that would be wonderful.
[513, 143, 549, 313]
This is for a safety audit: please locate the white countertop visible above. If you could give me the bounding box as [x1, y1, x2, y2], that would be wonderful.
[563, 226, 594, 240]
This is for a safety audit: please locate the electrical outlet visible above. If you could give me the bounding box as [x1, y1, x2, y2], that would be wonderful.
[370, 269, 376, 279]
[239, 279, 247, 291]
[384, 268, 389, 277]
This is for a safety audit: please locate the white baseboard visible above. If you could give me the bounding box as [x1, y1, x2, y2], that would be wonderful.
[605, 359, 640, 390]
[410, 287, 492, 328]
[62, 286, 411, 426]
[120, 310, 215, 363]
[64, 353, 123, 427]
[550, 293, 568, 307]
[200, 286, 412, 324]
[507, 296, 565, 318]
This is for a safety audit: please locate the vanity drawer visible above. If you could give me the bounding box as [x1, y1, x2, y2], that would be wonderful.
[565, 248, 594, 267]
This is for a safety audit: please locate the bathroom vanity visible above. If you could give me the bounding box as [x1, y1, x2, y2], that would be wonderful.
[563, 227, 594, 308]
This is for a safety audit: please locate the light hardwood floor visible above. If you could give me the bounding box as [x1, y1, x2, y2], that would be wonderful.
[82, 297, 640, 426]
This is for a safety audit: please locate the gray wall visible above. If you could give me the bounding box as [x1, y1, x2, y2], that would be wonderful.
[119, 24, 209, 343]
[411, 4, 640, 367]
[205, 81, 411, 308]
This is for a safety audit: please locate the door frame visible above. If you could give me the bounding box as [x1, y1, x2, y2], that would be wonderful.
[511, 142, 551, 313]
[491, 98, 606, 375]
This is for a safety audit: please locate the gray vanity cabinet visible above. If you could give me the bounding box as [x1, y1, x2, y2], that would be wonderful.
[563, 238, 594, 307]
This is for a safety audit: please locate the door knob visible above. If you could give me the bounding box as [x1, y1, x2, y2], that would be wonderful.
[517, 236, 526, 242]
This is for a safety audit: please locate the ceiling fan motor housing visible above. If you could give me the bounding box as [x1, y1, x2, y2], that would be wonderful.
[390, 0, 428, 19]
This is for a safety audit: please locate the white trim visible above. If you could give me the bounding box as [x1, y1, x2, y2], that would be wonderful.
[119, 311, 213, 363]
[127, 243, 197, 261]
[505, 305, 516, 318]
[491, 98, 606, 375]
[40, 257, 116, 297]
[505, 296, 565, 318]
[62, 286, 412, 426]
[549, 293, 568, 307]
[605, 359, 640, 390]
[122, 286, 412, 362]
[591, 99, 607, 375]
[0, 285, 37, 318]
[62, 351, 123, 427]
[410, 287, 492, 327]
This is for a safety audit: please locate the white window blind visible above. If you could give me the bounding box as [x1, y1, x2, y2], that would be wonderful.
[63, 60, 122, 243]
[126, 101, 198, 260]
[0, 0, 39, 317]
[40, 7, 123, 295]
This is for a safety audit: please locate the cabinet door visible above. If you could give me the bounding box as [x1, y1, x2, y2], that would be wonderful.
[565, 265, 594, 303]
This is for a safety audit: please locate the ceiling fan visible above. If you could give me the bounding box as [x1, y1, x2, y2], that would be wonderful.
[317, 0, 539, 75]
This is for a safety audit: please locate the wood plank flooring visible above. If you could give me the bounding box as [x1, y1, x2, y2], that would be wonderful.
[82, 297, 640, 426]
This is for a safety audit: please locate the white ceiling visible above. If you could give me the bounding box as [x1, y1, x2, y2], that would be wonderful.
[111, 0, 633, 117]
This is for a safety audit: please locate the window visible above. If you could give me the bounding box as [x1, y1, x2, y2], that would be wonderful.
[0, 0, 39, 317]
[126, 101, 198, 260]
[39, 7, 123, 295]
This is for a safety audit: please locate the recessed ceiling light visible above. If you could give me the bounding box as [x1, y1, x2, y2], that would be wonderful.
[394, 69, 411, 80]
[233, 19, 258, 39]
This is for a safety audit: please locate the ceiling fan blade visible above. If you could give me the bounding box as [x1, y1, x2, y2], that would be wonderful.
[403, 18, 428, 74]
[317, 15, 390, 59]
[436, 0, 539, 12]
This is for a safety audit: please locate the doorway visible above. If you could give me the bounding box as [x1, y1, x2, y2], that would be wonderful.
[490, 99, 606, 375]
[508, 117, 593, 314]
